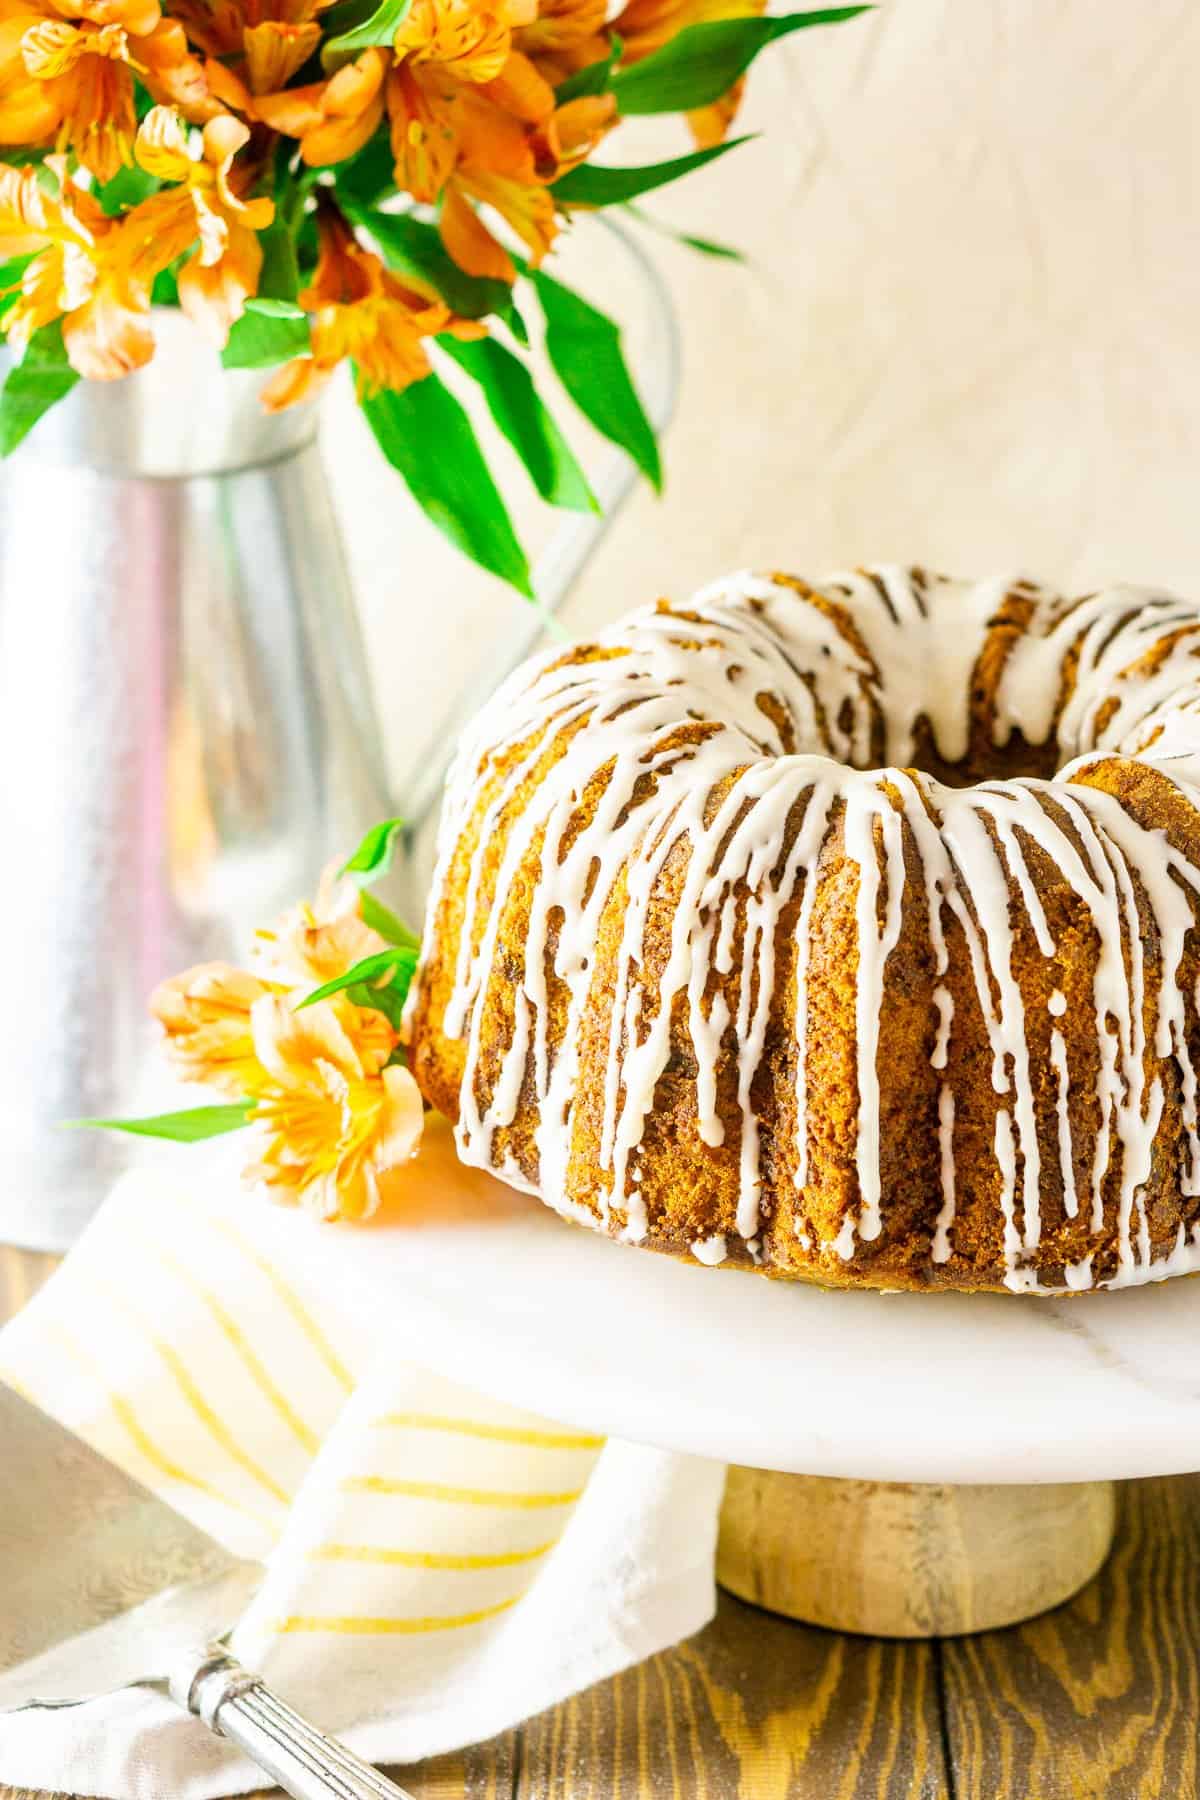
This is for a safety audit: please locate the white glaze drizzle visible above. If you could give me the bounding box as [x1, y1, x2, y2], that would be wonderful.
[416, 568, 1200, 1294]
[932, 1084, 956, 1263]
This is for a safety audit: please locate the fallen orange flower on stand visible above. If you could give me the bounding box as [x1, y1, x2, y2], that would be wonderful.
[244, 995, 424, 1222]
[130, 825, 427, 1223]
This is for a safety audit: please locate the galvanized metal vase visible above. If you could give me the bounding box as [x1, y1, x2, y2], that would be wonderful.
[0, 311, 392, 1250]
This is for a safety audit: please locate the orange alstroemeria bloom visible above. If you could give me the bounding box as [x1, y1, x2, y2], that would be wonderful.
[260, 201, 450, 411]
[170, 0, 327, 60]
[614, 0, 765, 144]
[254, 856, 389, 987]
[251, 854, 399, 1072]
[392, 0, 533, 83]
[435, 86, 612, 281]
[120, 106, 274, 346]
[244, 995, 424, 1221]
[510, 0, 607, 85]
[243, 41, 386, 163]
[0, 0, 208, 180]
[150, 961, 283, 1095]
[0, 161, 154, 377]
[385, 0, 542, 201]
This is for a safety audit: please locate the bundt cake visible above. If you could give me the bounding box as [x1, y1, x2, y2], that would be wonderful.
[407, 567, 1200, 1295]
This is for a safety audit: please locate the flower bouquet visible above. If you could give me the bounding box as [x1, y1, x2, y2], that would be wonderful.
[0, 0, 865, 589]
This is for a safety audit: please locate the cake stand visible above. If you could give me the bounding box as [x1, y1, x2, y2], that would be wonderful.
[223, 1118, 1200, 1638]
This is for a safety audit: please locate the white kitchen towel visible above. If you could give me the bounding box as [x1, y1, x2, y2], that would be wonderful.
[0, 1148, 724, 1800]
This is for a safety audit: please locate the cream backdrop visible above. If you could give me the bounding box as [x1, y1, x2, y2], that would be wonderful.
[320, 0, 1200, 797]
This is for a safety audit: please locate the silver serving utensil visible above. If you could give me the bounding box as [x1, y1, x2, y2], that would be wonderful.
[0, 1383, 416, 1800]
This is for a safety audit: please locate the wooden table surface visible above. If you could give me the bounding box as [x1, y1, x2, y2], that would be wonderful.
[3, 1245, 1199, 1800]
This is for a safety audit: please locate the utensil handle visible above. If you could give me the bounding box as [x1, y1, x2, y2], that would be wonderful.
[175, 1651, 417, 1800]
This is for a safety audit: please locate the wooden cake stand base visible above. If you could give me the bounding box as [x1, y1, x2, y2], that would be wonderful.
[716, 1468, 1117, 1636]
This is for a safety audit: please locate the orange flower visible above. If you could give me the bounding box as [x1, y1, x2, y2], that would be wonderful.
[435, 87, 611, 280]
[122, 106, 274, 346]
[254, 856, 390, 987]
[613, 0, 764, 144]
[170, 0, 326, 61]
[530, 91, 614, 178]
[0, 0, 208, 180]
[511, 0, 607, 83]
[260, 199, 450, 410]
[244, 995, 423, 1221]
[392, 0, 525, 83]
[0, 161, 154, 378]
[386, 57, 460, 202]
[150, 962, 281, 1095]
[384, 0, 541, 202]
[248, 42, 386, 163]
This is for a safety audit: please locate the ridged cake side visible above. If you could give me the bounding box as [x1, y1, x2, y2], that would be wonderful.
[408, 568, 1200, 1294]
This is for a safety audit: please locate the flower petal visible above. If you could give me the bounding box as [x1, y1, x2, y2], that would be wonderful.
[387, 61, 459, 202]
[375, 1061, 425, 1168]
[178, 216, 260, 344]
[242, 17, 319, 93]
[439, 180, 513, 280]
[61, 265, 153, 378]
[250, 993, 365, 1089]
[259, 353, 327, 412]
[134, 99, 191, 178]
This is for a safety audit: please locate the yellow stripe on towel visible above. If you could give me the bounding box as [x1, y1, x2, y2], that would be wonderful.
[341, 1476, 585, 1509]
[200, 1212, 355, 1395]
[149, 1242, 321, 1455]
[307, 1540, 559, 1570]
[372, 1412, 604, 1451]
[42, 1323, 276, 1533]
[271, 1596, 522, 1635]
[95, 1278, 291, 1507]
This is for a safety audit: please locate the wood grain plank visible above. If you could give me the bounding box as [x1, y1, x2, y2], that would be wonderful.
[0, 1740, 519, 1800]
[0, 1248, 57, 1321]
[942, 1476, 1200, 1800]
[516, 1589, 950, 1799]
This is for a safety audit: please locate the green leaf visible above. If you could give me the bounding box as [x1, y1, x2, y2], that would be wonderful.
[0, 253, 34, 323]
[611, 8, 871, 115]
[349, 206, 514, 322]
[334, 133, 398, 210]
[0, 321, 78, 457]
[151, 262, 180, 307]
[361, 373, 534, 595]
[338, 819, 421, 946]
[298, 946, 418, 1030]
[68, 1103, 254, 1143]
[96, 161, 160, 217]
[343, 980, 410, 1030]
[222, 307, 311, 369]
[532, 271, 660, 491]
[244, 297, 306, 319]
[507, 299, 530, 348]
[323, 0, 409, 64]
[256, 220, 302, 306]
[624, 203, 745, 260]
[439, 335, 597, 514]
[341, 817, 406, 882]
[555, 35, 622, 102]
[300, 946, 418, 1002]
[360, 890, 421, 949]
[551, 136, 748, 206]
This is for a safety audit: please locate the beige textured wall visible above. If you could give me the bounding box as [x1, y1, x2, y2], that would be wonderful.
[323, 0, 1200, 800]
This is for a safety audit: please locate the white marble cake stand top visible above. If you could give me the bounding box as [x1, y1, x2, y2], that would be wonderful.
[218, 1116, 1200, 1486]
